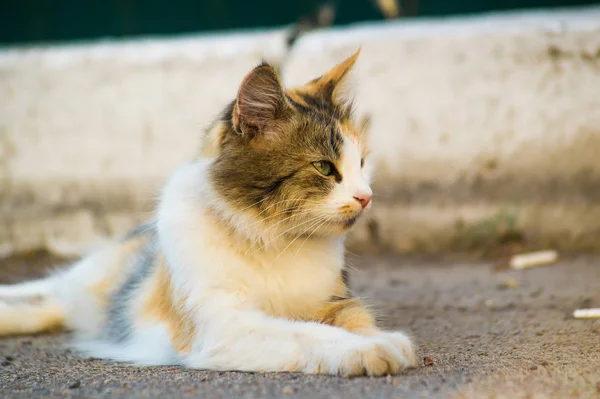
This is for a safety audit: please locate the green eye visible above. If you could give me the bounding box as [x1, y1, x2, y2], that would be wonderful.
[312, 160, 333, 176]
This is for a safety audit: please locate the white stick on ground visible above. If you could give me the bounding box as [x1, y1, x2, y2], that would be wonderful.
[573, 308, 600, 319]
[509, 250, 558, 270]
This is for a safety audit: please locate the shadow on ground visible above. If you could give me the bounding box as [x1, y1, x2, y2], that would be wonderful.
[1, 253, 599, 398]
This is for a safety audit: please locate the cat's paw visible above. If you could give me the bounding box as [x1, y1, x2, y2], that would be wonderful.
[353, 328, 417, 369]
[308, 335, 413, 377]
[378, 331, 417, 368]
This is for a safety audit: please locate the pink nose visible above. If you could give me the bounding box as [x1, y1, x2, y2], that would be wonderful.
[353, 193, 372, 209]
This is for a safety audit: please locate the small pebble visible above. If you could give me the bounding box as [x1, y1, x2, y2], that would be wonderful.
[530, 365, 538, 370]
[282, 386, 294, 395]
[68, 381, 81, 389]
[497, 279, 519, 290]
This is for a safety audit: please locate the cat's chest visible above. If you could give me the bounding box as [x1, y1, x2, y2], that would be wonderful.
[243, 241, 344, 318]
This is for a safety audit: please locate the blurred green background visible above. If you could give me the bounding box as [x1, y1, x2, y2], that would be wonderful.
[1, 0, 598, 45]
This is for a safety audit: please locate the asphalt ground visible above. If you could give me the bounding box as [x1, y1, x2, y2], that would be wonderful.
[1, 253, 599, 398]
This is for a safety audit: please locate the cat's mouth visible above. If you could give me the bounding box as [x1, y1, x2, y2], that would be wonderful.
[335, 204, 364, 227]
[342, 215, 359, 228]
[333, 211, 363, 230]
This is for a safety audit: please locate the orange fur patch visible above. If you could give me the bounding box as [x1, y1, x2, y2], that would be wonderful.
[338, 118, 369, 154]
[302, 48, 361, 103]
[0, 300, 64, 336]
[138, 257, 196, 354]
[284, 89, 312, 109]
[315, 297, 377, 333]
[200, 121, 227, 158]
[303, 271, 378, 333]
[333, 273, 349, 297]
[88, 235, 148, 307]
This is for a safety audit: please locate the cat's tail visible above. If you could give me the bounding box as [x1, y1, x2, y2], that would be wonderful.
[0, 226, 152, 338]
[0, 276, 66, 336]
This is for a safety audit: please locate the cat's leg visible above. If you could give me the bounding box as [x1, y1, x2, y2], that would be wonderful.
[315, 297, 417, 367]
[184, 308, 413, 376]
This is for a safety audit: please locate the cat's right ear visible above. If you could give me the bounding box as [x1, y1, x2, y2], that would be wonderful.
[232, 63, 292, 141]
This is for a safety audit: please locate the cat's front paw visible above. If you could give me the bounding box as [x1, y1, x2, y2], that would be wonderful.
[353, 328, 417, 369]
[379, 331, 417, 368]
[308, 335, 413, 377]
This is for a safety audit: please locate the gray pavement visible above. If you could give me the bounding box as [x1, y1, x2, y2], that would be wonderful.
[1, 253, 599, 398]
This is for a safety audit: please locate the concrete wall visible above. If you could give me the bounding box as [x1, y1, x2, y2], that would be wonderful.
[1, 7, 600, 258]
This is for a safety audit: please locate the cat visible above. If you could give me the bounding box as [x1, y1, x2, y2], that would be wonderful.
[0, 49, 416, 377]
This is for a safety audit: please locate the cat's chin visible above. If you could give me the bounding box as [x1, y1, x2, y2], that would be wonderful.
[315, 214, 363, 236]
[284, 218, 359, 240]
[342, 215, 360, 229]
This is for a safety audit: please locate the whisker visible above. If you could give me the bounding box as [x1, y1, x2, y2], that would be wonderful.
[243, 206, 316, 231]
[253, 198, 324, 215]
[236, 195, 273, 213]
[291, 215, 335, 259]
[344, 261, 359, 274]
[274, 216, 330, 260]
[244, 212, 326, 256]
[244, 215, 322, 259]
[243, 213, 303, 256]
[265, 214, 326, 247]
[237, 197, 323, 220]
[344, 249, 362, 258]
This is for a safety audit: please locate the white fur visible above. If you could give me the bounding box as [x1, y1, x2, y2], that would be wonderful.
[57, 243, 141, 336]
[330, 136, 373, 210]
[75, 325, 179, 366]
[0, 278, 54, 299]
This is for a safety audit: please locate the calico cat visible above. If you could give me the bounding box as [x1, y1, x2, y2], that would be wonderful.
[0, 49, 416, 376]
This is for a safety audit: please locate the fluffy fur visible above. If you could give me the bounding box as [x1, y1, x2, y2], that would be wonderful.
[0, 50, 416, 376]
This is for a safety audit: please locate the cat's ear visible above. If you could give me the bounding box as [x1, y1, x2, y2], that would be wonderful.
[303, 48, 361, 107]
[233, 63, 292, 140]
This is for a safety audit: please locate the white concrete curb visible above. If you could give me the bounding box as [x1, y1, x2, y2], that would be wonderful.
[2, 6, 600, 258]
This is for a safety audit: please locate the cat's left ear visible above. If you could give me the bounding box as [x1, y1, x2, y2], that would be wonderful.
[303, 48, 361, 107]
[233, 63, 293, 141]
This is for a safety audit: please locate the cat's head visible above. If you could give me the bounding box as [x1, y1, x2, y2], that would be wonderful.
[209, 49, 373, 244]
